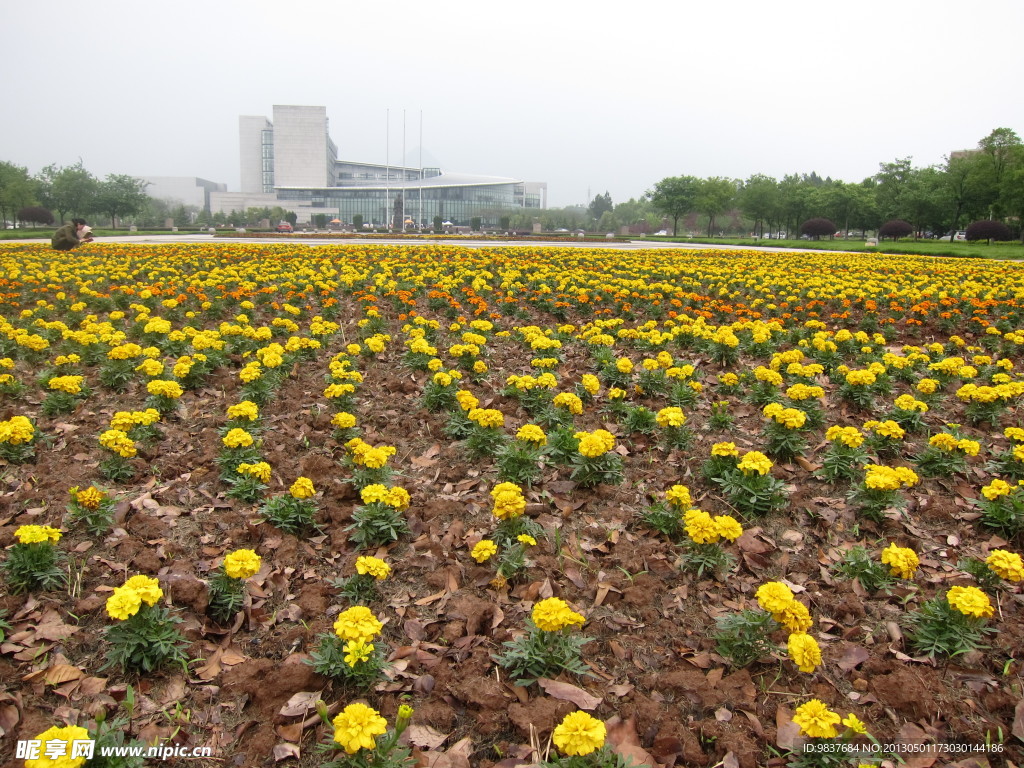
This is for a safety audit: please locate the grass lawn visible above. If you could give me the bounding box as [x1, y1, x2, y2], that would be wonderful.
[639, 235, 1024, 259]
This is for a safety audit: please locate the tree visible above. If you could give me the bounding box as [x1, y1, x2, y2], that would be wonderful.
[965, 219, 1011, 243]
[978, 127, 1022, 218]
[347, 214, 359, 230]
[470, 216, 481, 231]
[874, 157, 913, 221]
[16, 206, 54, 227]
[878, 219, 913, 241]
[0, 161, 37, 227]
[284, 211, 298, 226]
[95, 174, 150, 228]
[778, 174, 813, 236]
[738, 174, 779, 237]
[901, 167, 947, 237]
[587, 191, 613, 223]
[36, 161, 98, 223]
[942, 153, 988, 237]
[647, 176, 699, 236]
[799, 217, 837, 240]
[695, 177, 736, 237]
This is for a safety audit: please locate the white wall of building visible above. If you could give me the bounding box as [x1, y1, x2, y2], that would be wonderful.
[272, 105, 333, 189]
[239, 116, 271, 194]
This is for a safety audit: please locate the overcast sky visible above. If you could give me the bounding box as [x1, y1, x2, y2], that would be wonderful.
[4, 0, 1021, 208]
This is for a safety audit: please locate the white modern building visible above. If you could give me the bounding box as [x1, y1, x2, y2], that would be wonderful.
[213, 105, 546, 227]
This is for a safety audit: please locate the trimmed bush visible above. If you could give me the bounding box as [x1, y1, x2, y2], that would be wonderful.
[965, 220, 1011, 243]
[799, 218, 837, 240]
[879, 219, 913, 241]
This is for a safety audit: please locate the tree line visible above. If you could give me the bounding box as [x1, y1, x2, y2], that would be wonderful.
[0, 160, 299, 230]
[513, 127, 1024, 240]
[3, 126, 1020, 237]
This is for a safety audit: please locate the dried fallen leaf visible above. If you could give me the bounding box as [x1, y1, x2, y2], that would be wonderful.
[836, 644, 870, 672]
[775, 705, 800, 750]
[1014, 699, 1024, 742]
[405, 724, 450, 750]
[538, 679, 602, 710]
[273, 743, 301, 762]
[279, 691, 323, 718]
[605, 716, 656, 768]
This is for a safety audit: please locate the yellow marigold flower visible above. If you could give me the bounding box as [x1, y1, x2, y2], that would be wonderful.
[73, 485, 105, 509]
[237, 461, 271, 482]
[532, 597, 585, 632]
[147, 379, 184, 399]
[98, 429, 136, 458]
[787, 632, 822, 673]
[468, 408, 505, 429]
[360, 484, 389, 504]
[956, 439, 980, 457]
[825, 425, 864, 447]
[607, 387, 626, 400]
[222, 428, 254, 448]
[756, 581, 795, 614]
[982, 479, 1012, 500]
[516, 424, 547, 446]
[343, 639, 374, 667]
[332, 702, 388, 754]
[324, 383, 356, 398]
[845, 369, 876, 386]
[656, 407, 687, 428]
[290, 477, 315, 499]
[15, 524, 62, 544]
[226, 401, 260, 421]
[24, 724, 91, 768]
[553, 392, 584, 415]
[880, 543, 919, 579]
[711, 441, 739, 457]
[863, 465, 901, 492]
[929, 432, 959, 451]
[135, 358, 164, 376]
[491, 482, 526, 520]
[1006, 427, 1024, 443]
[664, 484, 692, 508]
[455, 390, 479, 412]
[332, 411, 357, 429]
[986, 549, 1024, 582]
[946, 585, 994, 619]
[333, 606, 383, 641]
[361, 447, 392, 469]
[714, 515, 743, 542]
[719, 372, 739, 386]
[471, 539, 498, 563]
[223, 549, 262, 579]
[123, 575, 163, 605]
[552, 711, 606, 757]
[106, 586, 142, 621]
[841, 713, 868, 735]
[581, 374, 600, 395]
[737, 451, 772, 476]
[517, 534, 537, 546]
[616, 357, 633, 374]
[576, 430, 613, 458]
[793, 699, 841, 738]
[383, 486, 410, 510]
[916, 378, 939, 394]
[48, 374, 84, 394]
[355, 556, 391, 580]
[681, 507, 716, 542]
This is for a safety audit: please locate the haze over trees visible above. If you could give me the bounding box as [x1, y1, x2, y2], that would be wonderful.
[2, 127, 1021, 237]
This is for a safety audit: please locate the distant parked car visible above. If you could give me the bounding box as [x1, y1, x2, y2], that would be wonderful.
[938, 230, 967, 241]
[276, 223, 293, 233]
